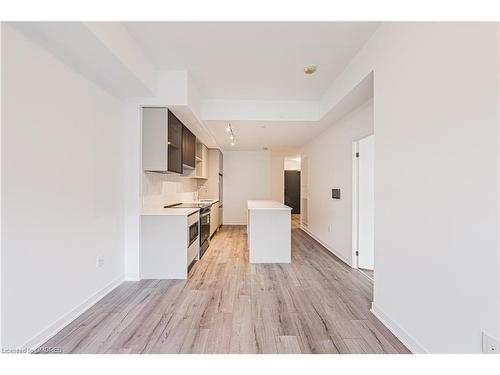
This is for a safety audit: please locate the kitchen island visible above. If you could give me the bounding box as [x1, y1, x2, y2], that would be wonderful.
[247, 200, 292, 263]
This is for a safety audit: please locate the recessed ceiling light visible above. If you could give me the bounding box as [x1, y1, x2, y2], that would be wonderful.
[304, 64, 317, 75]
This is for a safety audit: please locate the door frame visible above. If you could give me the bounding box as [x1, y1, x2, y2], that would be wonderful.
[284, 169, 301, 214]
[351, 134, 374, 269]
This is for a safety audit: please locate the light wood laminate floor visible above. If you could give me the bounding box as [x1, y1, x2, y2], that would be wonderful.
[41, 218, 409, 354]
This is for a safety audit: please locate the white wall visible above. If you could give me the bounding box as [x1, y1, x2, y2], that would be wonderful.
[498, 23, 500, 339]
[0, 22, 3, 349]
[316, 23, 500, 353]
[1, 25, 125, 348]
[303, 99, 373, 265]
[223, 151, 271, 224]
[142, 172, 198, 211]
[284, 158, 301, 171]
[271, 152, 285, 203]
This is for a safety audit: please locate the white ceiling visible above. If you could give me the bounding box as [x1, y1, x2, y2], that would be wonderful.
[206, 71, 374, 151]
[206, 120, 321, 151]
[13, 22, 376, 152]
[123, 22, 379, 100]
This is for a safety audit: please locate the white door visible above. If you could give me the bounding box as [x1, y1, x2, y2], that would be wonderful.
[357, 135, 374, 270]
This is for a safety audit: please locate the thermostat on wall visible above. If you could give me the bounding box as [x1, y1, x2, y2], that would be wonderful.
[332, 189, 341, 199]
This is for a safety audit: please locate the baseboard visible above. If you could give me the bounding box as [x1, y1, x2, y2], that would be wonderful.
[22, 276, 124, 350]
[125, 273, 141, 281]
[370, 302, 427, 354]
[300, 225, 352, 267]
[223, 221, 246, 226]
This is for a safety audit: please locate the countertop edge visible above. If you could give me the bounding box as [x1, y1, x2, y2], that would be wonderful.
[140, 208, 200, 216]
[247, 207, 292, 210]
[247, 200, 292, 210]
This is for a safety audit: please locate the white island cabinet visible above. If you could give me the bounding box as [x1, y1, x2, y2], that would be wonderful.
[247, 200, 292, 263]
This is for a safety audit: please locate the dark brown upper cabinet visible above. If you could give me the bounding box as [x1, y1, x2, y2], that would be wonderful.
[182, 125, 196, 169]
[167, 110, 183, 174]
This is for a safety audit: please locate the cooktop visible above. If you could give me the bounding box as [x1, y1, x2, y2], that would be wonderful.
[164, 202, 210, 209]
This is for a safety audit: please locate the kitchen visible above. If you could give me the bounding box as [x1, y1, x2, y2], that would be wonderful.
[140, 106, 293, 279]
[140, 107, 225, 278]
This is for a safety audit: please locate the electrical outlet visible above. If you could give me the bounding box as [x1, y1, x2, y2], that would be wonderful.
[328, 224, 332, 232]
[482, 332, 499, 354]
[96, 255, 104, 268]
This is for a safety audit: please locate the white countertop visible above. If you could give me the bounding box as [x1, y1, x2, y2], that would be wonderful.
[247, 200, 292, 210]
[183, 199, 219, 205]
[140, 207, 200, 216]
[141, 199, 219, 216]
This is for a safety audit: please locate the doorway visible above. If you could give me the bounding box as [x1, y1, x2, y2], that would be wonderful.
[284, 156, 301, 229]
[285, 170, 301, 214]
[354, 134, 374, 280]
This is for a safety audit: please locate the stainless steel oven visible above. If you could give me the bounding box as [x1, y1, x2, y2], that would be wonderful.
[199, 207, 210, 258]
[165, 202, 212, 259]
[188, 218, 199, 247]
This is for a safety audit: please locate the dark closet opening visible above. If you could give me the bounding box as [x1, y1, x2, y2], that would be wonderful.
[284, 170, 301, 214]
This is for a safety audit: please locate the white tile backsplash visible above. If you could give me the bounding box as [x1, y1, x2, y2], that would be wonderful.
[142, 171, 199, 210]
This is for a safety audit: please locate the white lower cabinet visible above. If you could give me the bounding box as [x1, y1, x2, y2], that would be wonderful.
[210, 202, 219, 237]
[187, 238, 198, 265]
[140, 211, 200, 279]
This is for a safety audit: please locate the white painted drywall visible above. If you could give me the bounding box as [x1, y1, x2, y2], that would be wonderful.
[498, 23, 500, 341]
[223, 151, 271, 224]
[315, 22, 500, 353]
[202, 99, 319, 121]
[10, 22, 156, 98]
[0, 22, 3, 350]
[84, 22, 156, 91]
[303, 100, 373, 265]
[357, 135, 375, 270]
[284, 158, 301, 171]
[1, 25, 125, 348]
[142, 172, 198, 210]
[271, 152, 285, 203]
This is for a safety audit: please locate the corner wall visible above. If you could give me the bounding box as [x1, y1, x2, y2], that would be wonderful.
[302, 99, 373, 265]
[1, 24, 126, 348]
[223, 151, 271, 224]
[271, 152, 285, 203]
[317, 22, 500, 353]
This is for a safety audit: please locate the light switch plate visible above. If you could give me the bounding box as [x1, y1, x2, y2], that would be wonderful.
[482, 332, 499, 354]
